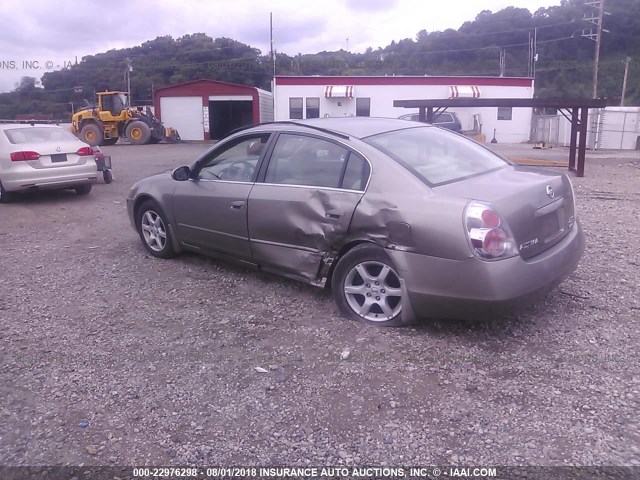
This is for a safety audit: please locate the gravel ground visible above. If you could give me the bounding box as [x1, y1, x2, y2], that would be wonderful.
[1, 143, 639, 467]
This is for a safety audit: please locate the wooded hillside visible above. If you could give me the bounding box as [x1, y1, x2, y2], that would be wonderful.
[1, 0, 638, 119]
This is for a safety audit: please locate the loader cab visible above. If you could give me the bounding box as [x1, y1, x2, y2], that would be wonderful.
[97, 92, 129, 120]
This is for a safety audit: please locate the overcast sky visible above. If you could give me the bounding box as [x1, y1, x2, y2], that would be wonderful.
[0, 0, 562, 93]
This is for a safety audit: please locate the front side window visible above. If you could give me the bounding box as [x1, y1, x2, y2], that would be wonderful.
[197, 134, 270, 182]
[365, 126, 507, 186]
[306, 98, 320, 118]
[265, 134, 351, 188]
[289, 98, 303, 119]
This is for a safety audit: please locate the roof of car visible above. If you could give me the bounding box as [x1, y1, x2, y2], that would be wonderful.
[297, 117, 430, 139]
[247, 117, 429, 140]
[0, 123, 64, 130]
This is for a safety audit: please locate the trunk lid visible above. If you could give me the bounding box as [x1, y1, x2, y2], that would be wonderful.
[12, 140, 91, 169]
[435, 166, 576, 259]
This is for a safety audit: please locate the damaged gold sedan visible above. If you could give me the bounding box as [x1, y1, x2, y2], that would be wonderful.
[127, 118, 584, 326]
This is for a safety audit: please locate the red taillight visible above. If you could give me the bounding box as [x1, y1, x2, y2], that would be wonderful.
[10, 151, 40, 161]
[465, 201, 517, 260]
[76, 147, 93, 156]
[481, 209, 500, 228]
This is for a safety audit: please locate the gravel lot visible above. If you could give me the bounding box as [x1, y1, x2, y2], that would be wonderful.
[1, 143, 639, 468]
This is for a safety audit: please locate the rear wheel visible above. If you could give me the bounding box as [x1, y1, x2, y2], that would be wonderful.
[0, 181, 15, 204]
[126, 121, 152, 145]
[135, 200, 175, 258]
[79, 124, 103, 146]
[75, 183, 92, 195]
[332, 244, 409, 327]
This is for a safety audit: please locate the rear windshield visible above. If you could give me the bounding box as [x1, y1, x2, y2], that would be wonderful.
[365, 126, 508, 186]
[4, 127, 78, 145]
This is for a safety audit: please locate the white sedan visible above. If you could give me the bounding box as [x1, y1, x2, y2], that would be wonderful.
[0, 124, 98, 203]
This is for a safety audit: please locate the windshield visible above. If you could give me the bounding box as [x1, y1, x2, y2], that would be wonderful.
[365, 126, 508, 186]
[4, 127, 78, 144]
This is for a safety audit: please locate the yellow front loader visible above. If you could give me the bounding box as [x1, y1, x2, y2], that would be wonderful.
[71, 91, 180, 146]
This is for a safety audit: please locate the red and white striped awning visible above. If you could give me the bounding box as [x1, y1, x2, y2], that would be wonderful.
[449, 85, 481, 98]
[325, 85, 354, 98]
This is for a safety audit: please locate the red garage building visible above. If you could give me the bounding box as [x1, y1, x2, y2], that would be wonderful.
[153, 79, 274, 141]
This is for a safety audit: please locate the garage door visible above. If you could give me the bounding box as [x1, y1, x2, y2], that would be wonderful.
[160, 96, 203, 141]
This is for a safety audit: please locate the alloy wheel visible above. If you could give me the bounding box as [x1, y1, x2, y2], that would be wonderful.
[140, 210, 167, 252]
[344, 261, 402, 322]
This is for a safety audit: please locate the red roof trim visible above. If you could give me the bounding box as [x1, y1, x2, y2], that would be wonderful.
[275, 75, 533, 88]
[154, 78, 258, 93]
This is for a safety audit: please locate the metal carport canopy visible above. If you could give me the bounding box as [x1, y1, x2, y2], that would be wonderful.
[393, 97, 614, 177]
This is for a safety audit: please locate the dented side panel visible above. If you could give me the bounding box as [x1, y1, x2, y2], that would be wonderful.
[247, 184, 363, 282]
[342, 141, 474, 261]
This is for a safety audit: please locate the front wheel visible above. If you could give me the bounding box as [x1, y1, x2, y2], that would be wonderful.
[80, 124, 103, 147]
[135, 200, 175, 258]
[75, 183, 92, 195]
[126, 121, 152, 145]
[332, 243, 409, 327]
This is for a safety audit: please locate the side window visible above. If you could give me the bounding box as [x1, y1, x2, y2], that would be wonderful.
[497, 107, 513, 121]
[341, 152, 370, 191]
[264, 134, 349, 188]
[306, 98, 320, 118]
[289, 98, 303, 119]
[197, 134, 270, 182]
[435, 113, 453, 123]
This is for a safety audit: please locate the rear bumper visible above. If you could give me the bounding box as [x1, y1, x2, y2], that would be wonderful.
[387, 220, 585, 320]
[2, 163, 98, 192]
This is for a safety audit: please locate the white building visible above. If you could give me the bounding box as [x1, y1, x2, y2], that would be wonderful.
[273, 75, 535, 143]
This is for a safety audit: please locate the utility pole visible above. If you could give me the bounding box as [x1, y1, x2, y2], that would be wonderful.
[583, 1, 609, 98]
[532, 27, 537, 79]
[270, 13, 275, 78]
[527, 28, 538, 78]
[125, 57, 132, 106]
[499, 48, 506, 77]
[621, 57, 631, 106]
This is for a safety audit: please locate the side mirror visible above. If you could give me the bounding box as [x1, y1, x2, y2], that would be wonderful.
[171, 166, 191, 181]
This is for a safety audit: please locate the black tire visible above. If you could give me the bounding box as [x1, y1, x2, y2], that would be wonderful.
[75, 183, 92, 195]
[102, 170, 113, 184]
[101, 137, 118, 146]
[135, 200, 176, 259]
[0, 180, 15, 204]
[80, 124, 103, 147]
[332, 243, 410, 327]
[126, 121, 152, 145]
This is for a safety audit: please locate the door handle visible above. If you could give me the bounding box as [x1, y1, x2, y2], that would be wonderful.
[326, 210, 343, 219]
[230, 201, 245, 209]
